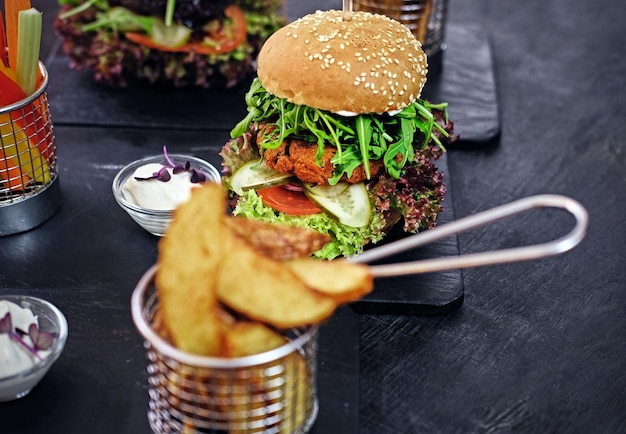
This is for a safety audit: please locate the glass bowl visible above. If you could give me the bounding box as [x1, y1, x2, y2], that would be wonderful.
[112, 154, 221, 236]
[0, 295, 68, 402]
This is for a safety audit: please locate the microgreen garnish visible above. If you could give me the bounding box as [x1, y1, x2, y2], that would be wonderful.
[134, 146, 207, 183]
[0, 312, 54, 363]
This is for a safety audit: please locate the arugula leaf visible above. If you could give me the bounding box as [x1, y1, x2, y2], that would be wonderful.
[80, 6, 154, 33]
[356, 116, 372, 179]
[231, 78, 451, 183]
[59, 0, 109, 20]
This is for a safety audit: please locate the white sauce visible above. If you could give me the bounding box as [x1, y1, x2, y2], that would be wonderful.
[0, 300, 51, 379]
[122, 163, 201, 210]
[334, 108, 403, 117]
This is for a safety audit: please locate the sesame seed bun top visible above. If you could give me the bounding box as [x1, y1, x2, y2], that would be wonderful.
[257, 10, 428, 114]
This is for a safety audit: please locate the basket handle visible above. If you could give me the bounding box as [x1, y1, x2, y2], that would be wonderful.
[349, 195, 588, 277]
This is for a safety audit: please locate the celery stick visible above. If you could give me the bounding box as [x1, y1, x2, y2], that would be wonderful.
[15, 8, 42, 96]
[165, 0, 176, 27]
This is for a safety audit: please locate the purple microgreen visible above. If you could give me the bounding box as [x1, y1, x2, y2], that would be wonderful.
[190, 169, 206, 183]
[135, 146, 207, 184]
[133, 175, 158, 181]
[155, 166, 171, 182]
[163, 145, 176, 167]
[0, 312, 50, 362]
[0, 312, 12, 334]
[28, 323, 54, 352]
[172, 160, 190, 174]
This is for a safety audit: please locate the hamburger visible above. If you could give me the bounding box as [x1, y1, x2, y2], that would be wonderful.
[220, 10, 456, 260]
[54, 0, 286, 87]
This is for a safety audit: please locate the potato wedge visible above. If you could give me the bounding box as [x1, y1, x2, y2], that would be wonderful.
[285, 258, 374, 303]
[226, 216, 331, 261]
[221, 350, 311, 434]
[222, 321, 286, 358]
[156, 184, 229, 356]
[216, 234, 337, 329]
[280, 351, 310, 432]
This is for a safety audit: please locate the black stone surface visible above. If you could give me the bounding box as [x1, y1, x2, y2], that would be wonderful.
[1, 0, 625, 433]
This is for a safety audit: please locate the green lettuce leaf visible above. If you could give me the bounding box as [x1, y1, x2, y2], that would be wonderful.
[232, 189, 387, 260]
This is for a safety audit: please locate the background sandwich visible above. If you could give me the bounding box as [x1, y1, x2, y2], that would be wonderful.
[221, 9, 457, 259]
[54, 0, 286, 87]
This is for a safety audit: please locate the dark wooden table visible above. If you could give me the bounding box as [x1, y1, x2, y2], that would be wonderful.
[1, 1, 625, 433]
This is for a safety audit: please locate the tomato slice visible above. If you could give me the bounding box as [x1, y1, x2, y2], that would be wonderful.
[124, 5, 247, 55]
[257, 186, 323, 216]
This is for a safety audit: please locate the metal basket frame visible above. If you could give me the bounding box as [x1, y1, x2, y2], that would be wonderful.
[0, 63, 61, 235]
[131, 266, 319, 434]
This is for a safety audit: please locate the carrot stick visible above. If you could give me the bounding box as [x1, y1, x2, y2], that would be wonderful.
[0, 67, 24, 105]
[5, 0, 32, 69]
[0, 11, 8, 68]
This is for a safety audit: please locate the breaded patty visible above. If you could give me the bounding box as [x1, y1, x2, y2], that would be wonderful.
[257, 126, 384, 185]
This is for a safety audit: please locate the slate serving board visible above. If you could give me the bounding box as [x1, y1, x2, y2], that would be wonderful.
[422, 25, 500, 145]
[46, 24, 498, 144]
[352, 155, 464, 315]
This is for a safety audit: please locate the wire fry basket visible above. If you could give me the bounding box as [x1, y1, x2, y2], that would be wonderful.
[131, 266, 319, 434]
[0, 63, 61, 236]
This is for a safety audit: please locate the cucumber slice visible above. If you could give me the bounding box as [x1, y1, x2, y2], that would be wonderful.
[150, 18, 192, 48]
[306, 182, 371, 228]
[303, 182, 349, 198]
[230, 160, 293, 195]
